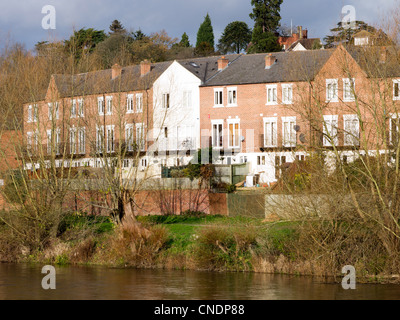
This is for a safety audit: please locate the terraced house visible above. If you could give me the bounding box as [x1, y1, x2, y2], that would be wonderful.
[23, 39, 400, 185]
[200, 44, 400, 184]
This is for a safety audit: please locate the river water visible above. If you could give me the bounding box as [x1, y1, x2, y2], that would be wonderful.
[0, 263, 399, 300]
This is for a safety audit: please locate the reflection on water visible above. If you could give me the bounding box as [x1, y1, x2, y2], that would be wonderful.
[0, 263, 399, 300]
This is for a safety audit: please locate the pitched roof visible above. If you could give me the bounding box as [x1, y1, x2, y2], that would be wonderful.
[287, 39, 321, 51]
[202, 49, 334, 87]
[177, 54, 242, 83]
[344, 45, 400, 78]
[52, 61, 172, 98]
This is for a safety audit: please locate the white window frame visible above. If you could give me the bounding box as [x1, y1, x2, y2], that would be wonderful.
[46, 130, 52, 154]
[125, 124, 134, 151]
[106, 96, 113, 115]
[227, 119, 240, 149]
[343, 114, 360, 146]
[263, 117, 278, 147]
[326, 79, 338, 102]
[136, 123, 145, 151]
[106, 125, 115, 153]
[78, 127, 86, 154]
[390, 113, 400, 145]
[393, 80, 400, 101]
[69, 127, 76, 154]
[27, 131, 33, 150]
[55, 128, 61, 155]
[266, 85, 278, 105]
[214, 88, 223, 107]
[183, 90, 192, 108]
[98, 97, 105, 115]
[227, 87, 237, 106]
[28, 105, 33, 123]
[96, 126, 104, 153]
[78, 99, 84, 117]
[71, 99, 77, 118]
[127, 94, 134, 113]
[47, 103, 52, 121]
[136, 93, 143, 113]
[211, 120, 224, 149]
[282, 116, 297, 148]
[282, 84, 293, 104]
[343, 78, 355, 102]
[323, 115, 339, 147]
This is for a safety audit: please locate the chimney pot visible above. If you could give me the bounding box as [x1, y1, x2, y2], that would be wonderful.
[218, 56, 229, 71]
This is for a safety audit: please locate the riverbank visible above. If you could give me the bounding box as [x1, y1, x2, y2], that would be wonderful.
[1, 212, 399, 285]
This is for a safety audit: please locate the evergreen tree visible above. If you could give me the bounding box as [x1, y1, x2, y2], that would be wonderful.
[218, 21, 252, 54]
[323, 21, 377, 48]
[109, 20, 125, 35]
[180, 32, 191, 47]
[196, 13, 215, 49]
[248, 0, 283, 53]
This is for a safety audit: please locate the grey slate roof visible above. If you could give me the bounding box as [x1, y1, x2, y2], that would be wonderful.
[202, 49, 335, 87]
[52, 61, 172, 98]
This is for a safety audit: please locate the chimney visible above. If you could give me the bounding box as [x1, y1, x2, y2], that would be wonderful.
[380, 46, 387, 63]
[111, 63, 122, 79]
[265, 54, 276, 69]
[298, 26, 303, 39]
[140, 60, 151, 76]
[218, 56, 229, 71]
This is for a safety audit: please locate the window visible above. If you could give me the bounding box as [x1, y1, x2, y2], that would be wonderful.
[162, 93, 170, 109]
[32, 104, 38, 122]
[141, 158, 148, 169]
[263, 117, 277, 147]
[282, 116, 296, 147]
[71, 99, 77, 118]
[212, 120, 223, 148]
[323, 115, 339, 146]
[55, 103, 59, 120]
[343, 78, 355, 101]
[136, 93, 143, 113]
[69, 128, 76, 154]
[98, 97, 105, 115]
[343, 114, 360, 146]
[228, 120, 240, 148]
[163, 127, 168, 139]
[27, 132, 33, 150]
[125, 124, 134, 151]
[136, 123, 145, 151]
[390, 114, 400, 146]
[106, 125, 115, 153]
[78, 99, 84, 117]
[123, 159, 130, 168]
[183, 91, 192, 108]
[48, 103, 52, 121]
[106, 96, 113, 114]
[282, 84, 293, 104]
[214, 89, 223, 106]
[227, 87, 237, 106]
[55, 129, 61, 155]
[28, 105, 33, 122]
[96, 126, 104, 153]
[326, 79, 338, 102]
[266, 85, 278, 105]
[78, 127, 86, 154]
[47, 130, 52, 154]
[127, 94, 134, 113]
[394, 80, 400, 100]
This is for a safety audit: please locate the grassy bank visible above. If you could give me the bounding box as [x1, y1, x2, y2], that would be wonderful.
[1, 211, 399, 284]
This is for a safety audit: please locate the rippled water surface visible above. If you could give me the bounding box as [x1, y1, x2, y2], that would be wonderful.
[0, 263, 399, 300]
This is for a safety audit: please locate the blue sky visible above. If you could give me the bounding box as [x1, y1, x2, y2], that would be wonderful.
[0, 0, 396, 50]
